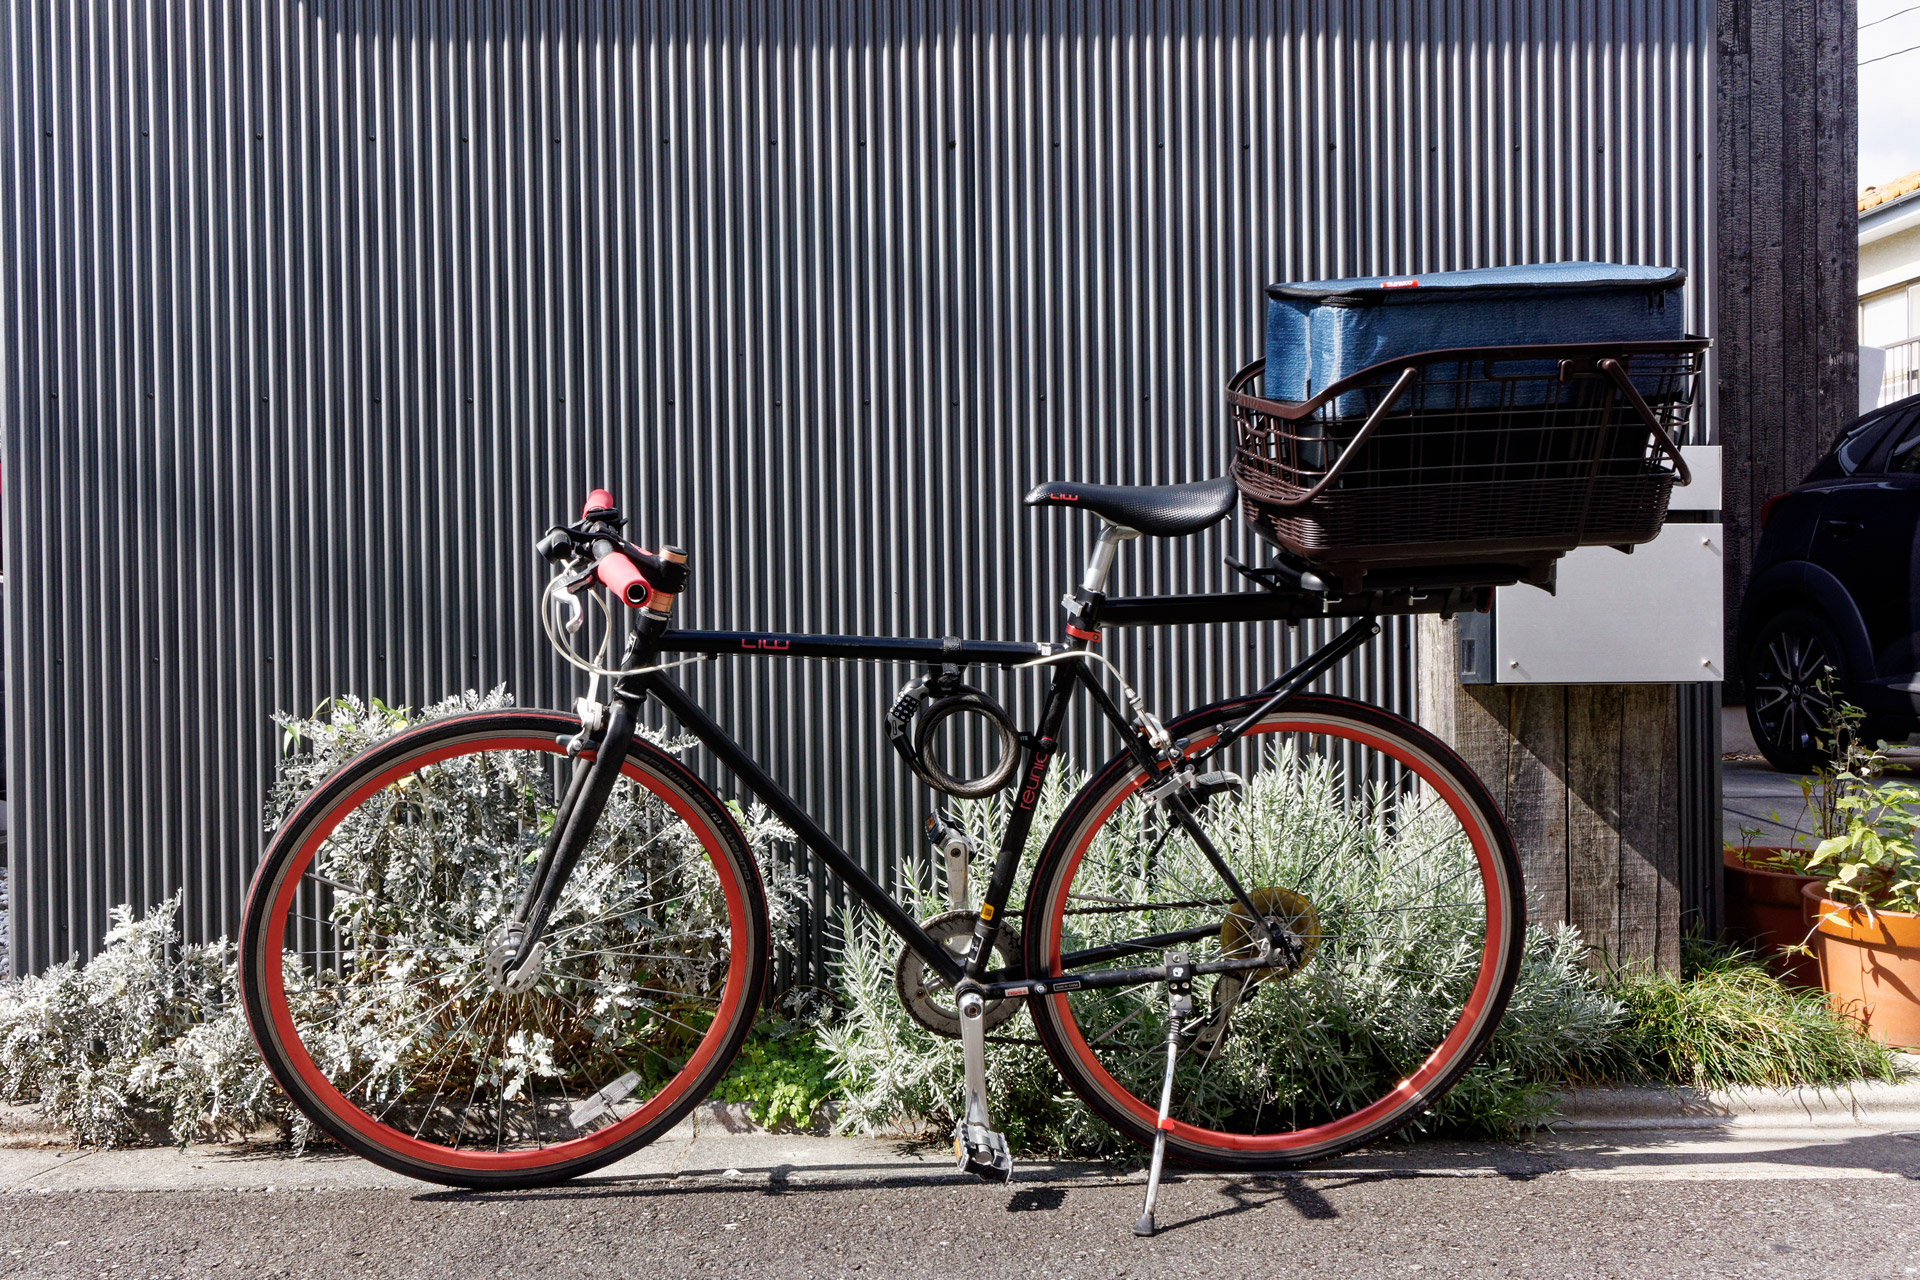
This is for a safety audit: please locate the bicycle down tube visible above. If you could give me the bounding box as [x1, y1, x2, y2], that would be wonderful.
[626, 626, 1157, 990]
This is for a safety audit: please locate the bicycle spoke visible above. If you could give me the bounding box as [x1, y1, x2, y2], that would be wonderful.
[1030, 704, 1515, 1161]
[249, 728, 761, 1171]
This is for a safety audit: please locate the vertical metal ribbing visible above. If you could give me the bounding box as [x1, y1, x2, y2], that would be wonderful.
[2, 3, 1715, 977]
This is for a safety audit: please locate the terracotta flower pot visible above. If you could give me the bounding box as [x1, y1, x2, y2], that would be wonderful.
[1722, 848, 1822, 987]
[1801, 881, 1920, 1050]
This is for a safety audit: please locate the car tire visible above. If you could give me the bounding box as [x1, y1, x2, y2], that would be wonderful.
[1745, 607, 1854, 773]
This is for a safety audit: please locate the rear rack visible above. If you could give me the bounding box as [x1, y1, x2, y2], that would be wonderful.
[1100, 573, 1493, 628]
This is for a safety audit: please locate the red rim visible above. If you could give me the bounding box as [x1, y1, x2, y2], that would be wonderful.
[1037, 713, 1510, 1153]
[258, 733, 749, 1172]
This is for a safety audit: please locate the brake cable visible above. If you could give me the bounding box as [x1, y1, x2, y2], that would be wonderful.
[539, 568, 713, 680]
[1013, 649, 1171, 753]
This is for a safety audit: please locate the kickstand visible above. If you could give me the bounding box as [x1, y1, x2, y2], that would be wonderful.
[1134, 951, 1195, 1238]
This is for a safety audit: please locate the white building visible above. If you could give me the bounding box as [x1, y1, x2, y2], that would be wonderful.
[1860, 170, 1920, 406]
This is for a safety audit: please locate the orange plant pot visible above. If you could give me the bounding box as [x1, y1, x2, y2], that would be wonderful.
[1801, 881, 1920, 1050]
[1722, 848, 1822, 987]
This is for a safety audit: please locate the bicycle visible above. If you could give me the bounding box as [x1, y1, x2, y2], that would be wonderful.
[240, 477, 1524, 1236]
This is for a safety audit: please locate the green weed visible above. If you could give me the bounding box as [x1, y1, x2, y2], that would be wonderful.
[1573, 940, 1901, 1090]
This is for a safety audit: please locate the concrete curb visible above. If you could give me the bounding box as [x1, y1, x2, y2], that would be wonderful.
[14, 1077, 1920, 1153]
[1552, 1079, 1920, 1131]
[0, 1098, 848, 1151]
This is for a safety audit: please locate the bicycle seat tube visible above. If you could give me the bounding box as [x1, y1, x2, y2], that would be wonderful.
[958, 520, 1151, 986]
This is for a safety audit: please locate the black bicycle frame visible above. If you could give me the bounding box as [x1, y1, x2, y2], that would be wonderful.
[513, 572, 1480, 999]
[638, 629, 1117, 991]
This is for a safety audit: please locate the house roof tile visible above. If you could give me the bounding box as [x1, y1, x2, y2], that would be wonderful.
[1861, 169, 1920, 213]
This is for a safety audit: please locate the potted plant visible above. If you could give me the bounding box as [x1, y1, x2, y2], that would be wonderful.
[1799, 776, 1920, 1049]
[1723, 834, 1823, 987]
[1722, 692, 1881, 987]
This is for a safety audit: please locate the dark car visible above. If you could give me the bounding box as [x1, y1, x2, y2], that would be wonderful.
[1740, 395, 1920, 771]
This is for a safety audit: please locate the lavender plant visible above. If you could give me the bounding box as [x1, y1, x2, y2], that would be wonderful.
[821, 753, 1624, 1153]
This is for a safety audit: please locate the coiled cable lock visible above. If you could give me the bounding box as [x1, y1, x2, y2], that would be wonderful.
[885, 664, 1020, 799]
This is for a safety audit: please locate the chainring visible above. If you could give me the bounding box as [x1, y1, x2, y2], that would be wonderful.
[893, 909, 1024, 1038]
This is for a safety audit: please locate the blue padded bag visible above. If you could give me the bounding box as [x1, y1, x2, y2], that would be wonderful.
[1264, 262, 1687, 414]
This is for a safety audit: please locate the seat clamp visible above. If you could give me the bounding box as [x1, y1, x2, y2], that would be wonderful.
[1065, 624, 1101, 643]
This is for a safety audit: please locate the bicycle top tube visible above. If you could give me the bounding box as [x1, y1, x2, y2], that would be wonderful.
[653, 630, 1055, 666]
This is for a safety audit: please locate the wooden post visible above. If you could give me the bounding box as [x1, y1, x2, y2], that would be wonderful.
[1417, 617, 1683, 971]
[1717, 0, 1858, 694]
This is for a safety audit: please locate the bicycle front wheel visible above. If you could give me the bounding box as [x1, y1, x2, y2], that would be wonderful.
[240, 709, 770, 1189]
[1023, 694, 1523, 1169]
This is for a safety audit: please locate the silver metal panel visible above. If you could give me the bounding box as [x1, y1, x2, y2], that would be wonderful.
[2, 2, 1716, 976]
[1494, 525, 1727, 683]
[1671, 445, 1723, 511]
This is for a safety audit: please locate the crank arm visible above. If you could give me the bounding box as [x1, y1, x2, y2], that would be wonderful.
[954, 987, 1013, 1182]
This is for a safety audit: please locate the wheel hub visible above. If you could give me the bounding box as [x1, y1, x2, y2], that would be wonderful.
[483, 927, 546, 995]
[1219, 887, 1321, 981]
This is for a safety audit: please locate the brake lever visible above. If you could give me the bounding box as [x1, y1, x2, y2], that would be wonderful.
[550, 564, 596, 634]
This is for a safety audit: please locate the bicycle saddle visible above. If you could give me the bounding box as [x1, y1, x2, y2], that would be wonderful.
[1023, 475, 1238, 538]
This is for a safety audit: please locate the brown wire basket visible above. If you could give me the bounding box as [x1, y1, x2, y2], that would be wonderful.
[1227, 339, 1709, 591]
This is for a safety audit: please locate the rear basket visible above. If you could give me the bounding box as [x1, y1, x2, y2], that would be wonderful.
[1227, 340, 1708, 591]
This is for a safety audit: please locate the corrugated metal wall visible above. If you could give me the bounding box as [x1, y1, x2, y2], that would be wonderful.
[2, 2, 1716, 976]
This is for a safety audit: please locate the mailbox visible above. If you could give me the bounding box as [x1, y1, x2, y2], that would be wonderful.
[1457, 446, 1723, 685]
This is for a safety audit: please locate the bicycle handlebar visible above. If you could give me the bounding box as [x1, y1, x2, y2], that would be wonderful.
[538, 488, 688, 612]
[593, 540, 652, 609]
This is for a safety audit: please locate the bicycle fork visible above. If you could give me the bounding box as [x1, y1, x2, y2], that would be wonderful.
[492, 689, 644, 988]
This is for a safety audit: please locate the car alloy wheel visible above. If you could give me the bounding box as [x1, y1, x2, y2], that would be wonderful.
[1746, 609, 1842, 773]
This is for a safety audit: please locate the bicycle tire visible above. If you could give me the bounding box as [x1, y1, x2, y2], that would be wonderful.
[240, 709, 770, 1189]
[1022, 693, 1523, 1170]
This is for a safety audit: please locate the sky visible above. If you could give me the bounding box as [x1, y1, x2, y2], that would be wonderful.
[1860, 1, 1920, 190]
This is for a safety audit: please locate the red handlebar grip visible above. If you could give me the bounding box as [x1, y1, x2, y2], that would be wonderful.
[583, 488, 617, 518]
[594, 550, 650, 609]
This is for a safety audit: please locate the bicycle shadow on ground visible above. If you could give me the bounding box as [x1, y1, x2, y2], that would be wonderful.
[407, 1156, 1132, 1205]
[1526, 1125, 1920, 1180]
[402, 1164, 1477, 1240]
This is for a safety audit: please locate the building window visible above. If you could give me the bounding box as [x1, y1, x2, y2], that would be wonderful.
[1864, 288, 1911, 348]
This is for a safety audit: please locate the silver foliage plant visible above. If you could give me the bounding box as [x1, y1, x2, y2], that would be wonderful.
[0, 894, 278, 1147]
[821, 751, 1626, 1154]
[0, 688, 802, 1147]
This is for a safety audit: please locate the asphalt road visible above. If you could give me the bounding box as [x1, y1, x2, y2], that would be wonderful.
[5, 1171, 1920, 1280]
[7, 1129, 1920, 1280]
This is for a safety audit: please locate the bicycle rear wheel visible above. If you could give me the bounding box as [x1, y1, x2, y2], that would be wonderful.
[1023, 694, 1522, 1169]
[240, 709, 769, 1188]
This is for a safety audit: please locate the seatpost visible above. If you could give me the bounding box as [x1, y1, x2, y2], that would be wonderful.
[1082, 522, 1141, 594]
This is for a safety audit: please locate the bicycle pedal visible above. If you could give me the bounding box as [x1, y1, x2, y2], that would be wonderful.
[953, 1119, 1014, 1183]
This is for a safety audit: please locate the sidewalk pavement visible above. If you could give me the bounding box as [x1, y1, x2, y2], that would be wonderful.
[1719, 703, 1920, 852]
[1721, 757, 1816, 850]
[9, 1078, 1920, 1196]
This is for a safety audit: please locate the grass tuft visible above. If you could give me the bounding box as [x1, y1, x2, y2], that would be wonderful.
[1570, 939, 1901, 1090]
